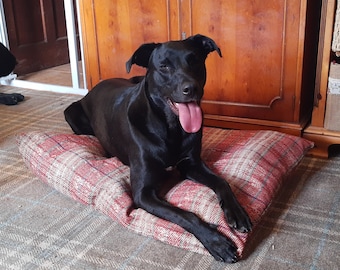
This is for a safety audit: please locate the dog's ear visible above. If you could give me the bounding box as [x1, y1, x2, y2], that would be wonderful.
[126, 43, 161, 73]
[187, 34, 222, 58]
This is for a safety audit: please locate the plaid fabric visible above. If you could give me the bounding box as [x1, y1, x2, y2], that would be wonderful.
[16, 128, 313, 258]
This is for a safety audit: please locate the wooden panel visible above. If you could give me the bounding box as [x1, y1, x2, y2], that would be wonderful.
[303, 0, 340, 158]
[53, 0, 68, 39]
[310, 0, 335, 128]
[79, 0, 181, 89]
[182, 0, 305, 122]
[3, 0, 70, 75]
[11, 0, 45, 45]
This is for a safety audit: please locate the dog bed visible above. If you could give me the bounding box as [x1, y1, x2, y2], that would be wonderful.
[17, 128, 313, 258]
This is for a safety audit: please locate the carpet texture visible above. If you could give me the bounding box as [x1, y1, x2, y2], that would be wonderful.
[0, 86, 339, 269]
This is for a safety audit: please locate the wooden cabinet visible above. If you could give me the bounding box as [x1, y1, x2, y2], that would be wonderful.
[303, 0, 340, 158]
[78, 0, 322, 136]
[78, 0, 180, 86]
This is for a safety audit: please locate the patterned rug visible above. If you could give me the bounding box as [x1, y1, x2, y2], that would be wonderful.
[1, 86, 339, 269]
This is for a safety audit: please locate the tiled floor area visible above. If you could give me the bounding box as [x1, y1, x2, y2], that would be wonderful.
[17, 62, 84, 88]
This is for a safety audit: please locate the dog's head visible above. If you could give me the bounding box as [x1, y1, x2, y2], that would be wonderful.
[126, 34, 222, 133]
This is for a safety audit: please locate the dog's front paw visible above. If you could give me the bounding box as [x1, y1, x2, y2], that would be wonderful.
[220, 198, 253, 233]
[224, 202, 252, 233]
[199, 225, 239, 263]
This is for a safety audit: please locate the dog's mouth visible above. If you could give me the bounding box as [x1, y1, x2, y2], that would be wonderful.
[168, 99, 202, 133]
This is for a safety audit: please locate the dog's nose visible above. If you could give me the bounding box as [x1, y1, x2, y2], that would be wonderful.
[182, 83, 196, 96]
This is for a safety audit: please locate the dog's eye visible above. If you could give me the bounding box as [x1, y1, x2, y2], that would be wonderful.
[160, 64, 170, 71]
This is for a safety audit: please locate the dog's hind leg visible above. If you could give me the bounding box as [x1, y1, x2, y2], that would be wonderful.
[64, 101, 95, 135]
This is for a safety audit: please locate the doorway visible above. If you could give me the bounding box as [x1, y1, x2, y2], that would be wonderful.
[1, 0, 86, 94]
[3, 0, 78, 75]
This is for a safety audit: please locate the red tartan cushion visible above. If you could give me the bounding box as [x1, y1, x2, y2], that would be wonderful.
[17, 128, 313, 258]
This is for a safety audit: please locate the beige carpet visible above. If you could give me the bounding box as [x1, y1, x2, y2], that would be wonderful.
[0, 86, 339, 270]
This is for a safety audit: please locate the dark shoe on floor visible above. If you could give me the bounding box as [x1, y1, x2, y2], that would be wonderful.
[0, 93, 25, 105]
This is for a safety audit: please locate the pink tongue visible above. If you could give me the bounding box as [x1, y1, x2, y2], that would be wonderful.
[176, 102, 202, 133]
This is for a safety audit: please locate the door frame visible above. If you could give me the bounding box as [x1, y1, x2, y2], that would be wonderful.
[0, 0, 87, 95]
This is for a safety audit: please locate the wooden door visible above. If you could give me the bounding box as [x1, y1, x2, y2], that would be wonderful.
[78, 0, 181, 89]
[3, 0, 70, 75]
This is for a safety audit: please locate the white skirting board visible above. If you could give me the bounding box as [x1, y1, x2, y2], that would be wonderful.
[0, 77, 87, 96]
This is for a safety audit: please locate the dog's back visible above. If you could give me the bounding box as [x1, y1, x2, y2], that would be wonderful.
[0, 42, 17, 77]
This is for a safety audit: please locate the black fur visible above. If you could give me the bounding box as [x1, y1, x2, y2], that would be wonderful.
[0, 42, 24, 105]
[64, 34, 252, 263]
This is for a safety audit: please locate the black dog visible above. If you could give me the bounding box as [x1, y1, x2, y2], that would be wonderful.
[64, 34, 252, 263]
[0, 42, 24, 105]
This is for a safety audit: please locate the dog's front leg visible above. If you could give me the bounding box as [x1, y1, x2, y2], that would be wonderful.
[129, 166, 239, 263]
[177, 160, 252, 233]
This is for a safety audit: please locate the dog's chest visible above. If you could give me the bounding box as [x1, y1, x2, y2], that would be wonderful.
[161, 131, 194, 167]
